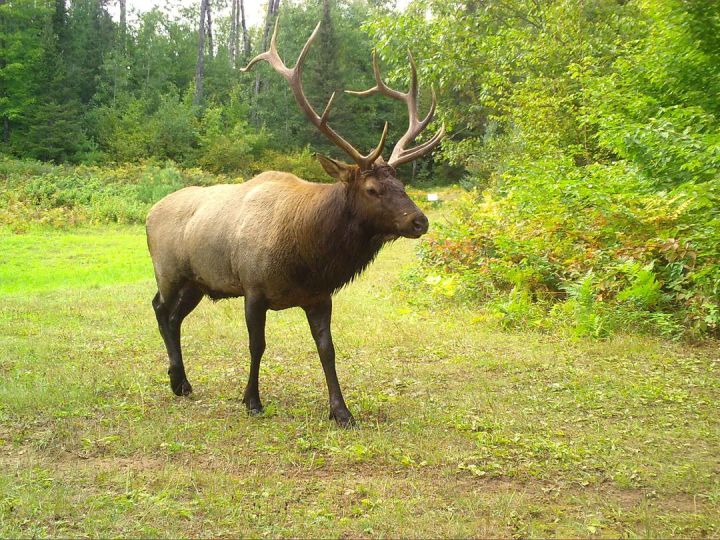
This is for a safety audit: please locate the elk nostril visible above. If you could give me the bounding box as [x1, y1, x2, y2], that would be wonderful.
[412, 214, 429, 232]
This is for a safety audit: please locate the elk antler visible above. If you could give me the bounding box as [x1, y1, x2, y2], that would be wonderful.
[241, 20, 388, 171]
[346, 50, 445, 169]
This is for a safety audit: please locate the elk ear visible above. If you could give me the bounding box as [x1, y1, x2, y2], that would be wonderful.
[316, 154, 356, 182]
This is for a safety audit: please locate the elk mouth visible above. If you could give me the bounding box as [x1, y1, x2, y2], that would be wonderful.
[397, 212, 429, 238]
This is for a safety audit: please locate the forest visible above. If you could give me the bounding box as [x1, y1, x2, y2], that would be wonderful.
[2, 0, 719, 338]
[1, 0, 720, 536]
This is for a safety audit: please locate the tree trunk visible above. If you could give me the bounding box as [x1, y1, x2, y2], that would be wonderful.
[193, 0, 208, 106]
[240, 0, 251, 61]
[229, 0, 237, 66]
[119, 0, 126, 50]
[206, 0, 214, 60]
[254, 0, 280, 96]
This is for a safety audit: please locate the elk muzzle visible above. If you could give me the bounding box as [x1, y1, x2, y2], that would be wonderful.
[397, 209, 429, 238]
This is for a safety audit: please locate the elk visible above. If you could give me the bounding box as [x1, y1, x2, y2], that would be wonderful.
[146, 20, 444, 427]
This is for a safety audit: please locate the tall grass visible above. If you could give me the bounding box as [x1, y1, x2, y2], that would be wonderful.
[0, 158, 229, 230]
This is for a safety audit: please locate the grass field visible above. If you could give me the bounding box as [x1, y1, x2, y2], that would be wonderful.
[0, 226, 151, 294]
[1, 213, 719, 536]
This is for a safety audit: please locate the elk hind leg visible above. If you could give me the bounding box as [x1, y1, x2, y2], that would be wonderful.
[153, 283, 204, 396]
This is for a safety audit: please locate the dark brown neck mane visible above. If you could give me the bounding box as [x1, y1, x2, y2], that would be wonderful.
[295, 181, 390, 294]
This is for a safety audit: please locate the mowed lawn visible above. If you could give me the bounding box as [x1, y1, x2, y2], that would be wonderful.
[0, 221, 719, 537]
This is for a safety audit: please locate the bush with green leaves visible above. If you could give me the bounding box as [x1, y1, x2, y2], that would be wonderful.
[91, 93, 199, 165]
[418, 158, 719, 338]
[248, 147, 329, 183]
[197, 115, 270, 175]
[0, 158, 229, 229]
[370, 0, 719, 338]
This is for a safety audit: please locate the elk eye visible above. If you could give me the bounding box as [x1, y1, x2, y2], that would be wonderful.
[366, 186, 380, 197]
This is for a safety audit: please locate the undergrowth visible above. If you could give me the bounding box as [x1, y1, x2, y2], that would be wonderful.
[0, 154, 326, 230]
[409, 158, 720, 339]
[0, 158, 223, 229]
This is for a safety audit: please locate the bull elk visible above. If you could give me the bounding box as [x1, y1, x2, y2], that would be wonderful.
[146, 20, 444, 426]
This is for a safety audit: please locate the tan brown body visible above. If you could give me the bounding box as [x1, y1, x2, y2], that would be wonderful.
[147, 171, 389, 311]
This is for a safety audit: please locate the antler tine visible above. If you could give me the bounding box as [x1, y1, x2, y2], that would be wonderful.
[292, 20, 320, 78]
[320, 92, 335, 125]
[240, 19, 290, 77]
[241, 20, 387, 171]
[391, 123, 445, 165]
[346, 50, 444, 168]
[407, 49, 418, 109]
[367, 121, 390, 165]
[346, 51, 405, 100]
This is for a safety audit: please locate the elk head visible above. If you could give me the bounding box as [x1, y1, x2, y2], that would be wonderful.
[241, 20, 444, 239]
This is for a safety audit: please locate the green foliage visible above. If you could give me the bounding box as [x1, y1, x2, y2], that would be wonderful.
[582, 0, 720, 188]
[197, 110, 270, 174]
[616, 263, 663, 309]
[417, 158, 719, 338]
[90, 92, 199, 164]
[557, 272, 608, 338]
[22, 100, 93, 164]
[0, 0, 49, 138]
[372, 0, 720, 338]
[150, 95, 199, 163]
[365, 0, 631, 167]
[2, 0, 399, 170]
[248, 147, 329, 183]
[0, 158, 228, 228]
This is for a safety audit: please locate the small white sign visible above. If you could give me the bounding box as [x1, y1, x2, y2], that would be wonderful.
[427, 193, 439, 202]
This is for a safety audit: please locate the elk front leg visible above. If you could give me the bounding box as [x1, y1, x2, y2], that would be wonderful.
[243, 294, 267, 415]
[305, 298, 355, 427]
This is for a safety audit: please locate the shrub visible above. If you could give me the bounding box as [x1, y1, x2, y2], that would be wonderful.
[415, 157, 720, 338]
[91, 94, 199, 165]
[147, 95, 199, 164]
[248, 147, 329, 183]
[198, 121, 270, 175]
[0, 159, 230, 228]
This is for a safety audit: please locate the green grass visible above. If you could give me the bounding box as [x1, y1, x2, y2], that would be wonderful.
[0, 226, 151, 294]
[0, 214, 719, 537]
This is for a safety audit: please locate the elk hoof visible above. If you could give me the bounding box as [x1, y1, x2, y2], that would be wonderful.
[242, 396, 264, 416]
[330, 408, 356, 429]
[171, 378, 193, 397]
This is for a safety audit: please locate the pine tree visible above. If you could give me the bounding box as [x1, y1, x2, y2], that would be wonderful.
[0, 0, 52, 146]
